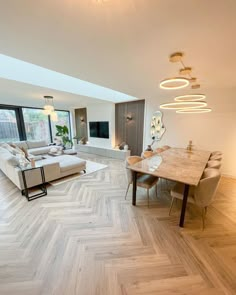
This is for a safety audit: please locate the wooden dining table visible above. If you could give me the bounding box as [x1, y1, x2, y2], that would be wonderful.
[129, 148, 211, 227]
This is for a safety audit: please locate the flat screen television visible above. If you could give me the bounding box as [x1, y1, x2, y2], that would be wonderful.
[89, 121, 109, 139]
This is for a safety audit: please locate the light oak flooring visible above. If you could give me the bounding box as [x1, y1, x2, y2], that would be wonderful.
[0, 152, 236, 295]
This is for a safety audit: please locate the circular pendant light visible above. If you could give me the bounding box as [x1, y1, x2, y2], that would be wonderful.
[159, 77, 190, 90]
[176, 108, 212, 114]
[160, 101, 207, 110]
[174, 94, 206, 102]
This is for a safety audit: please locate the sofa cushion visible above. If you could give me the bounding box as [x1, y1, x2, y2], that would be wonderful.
[0, 146, 10, 154]
[6, 155, 20, 166]
[12, 141, 28, 150]
[38, 155, 86, 173]
[27, 140, 48, 149]
[58, 155, 86, 172]
[9, 144, 28, 157]
[1, 143, 16, 154]
[28, 146, 52, 155]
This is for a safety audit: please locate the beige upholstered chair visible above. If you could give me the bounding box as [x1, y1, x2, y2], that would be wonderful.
[170, 168, 221, 228]
[155, 148, 164, 154]
[162, 145, 171, 150]
[125, 156, 158, 207]
[211, 151, 222, 156]
[141, 150, 155, 159]
[207, 160, 221, 169]
[210, 154, 222, 161]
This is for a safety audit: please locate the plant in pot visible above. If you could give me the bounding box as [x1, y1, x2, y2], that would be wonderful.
[55, 125, 73, 149]
[73, 135, 80, 145]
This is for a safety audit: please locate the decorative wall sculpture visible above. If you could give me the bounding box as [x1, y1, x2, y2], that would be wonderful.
[150, 111, 166, 141]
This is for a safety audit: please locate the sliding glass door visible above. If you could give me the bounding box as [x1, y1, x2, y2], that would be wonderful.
[50, 110, 71, 141]
[0, 108, 20, 142]
[22, 108, 51, 142]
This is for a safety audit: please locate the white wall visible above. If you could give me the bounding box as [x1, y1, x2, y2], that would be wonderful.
[86, 103, 115, 149]
[144, 100, 236, 178]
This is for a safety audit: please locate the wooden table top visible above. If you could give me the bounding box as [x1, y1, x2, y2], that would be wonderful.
[129, 148, 211, 186]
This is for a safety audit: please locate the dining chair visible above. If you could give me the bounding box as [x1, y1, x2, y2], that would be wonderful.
[169, 168, 221, 229]
[125, 156, 159, 207]
[162, 145, 171, 150]
[207, 160, 221, 169]
[155, 148, 164, 154]
[211, 151, 222, 156]
[141, 150, 155, 159]
[210, 154, 222, 161]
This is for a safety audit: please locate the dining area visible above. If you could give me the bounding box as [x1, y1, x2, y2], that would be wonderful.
[126, 145, 222, 229]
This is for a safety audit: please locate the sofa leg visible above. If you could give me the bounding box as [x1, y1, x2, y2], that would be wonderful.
[83, 170, 86, 174]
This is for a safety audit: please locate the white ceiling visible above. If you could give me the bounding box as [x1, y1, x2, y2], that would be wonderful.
[0, 0, 236, 110]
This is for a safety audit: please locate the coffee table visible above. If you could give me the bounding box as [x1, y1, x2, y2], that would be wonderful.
[63, 149, 77, 155]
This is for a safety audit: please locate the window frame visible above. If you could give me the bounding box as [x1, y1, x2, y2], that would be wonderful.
[0, 104, 71, 143]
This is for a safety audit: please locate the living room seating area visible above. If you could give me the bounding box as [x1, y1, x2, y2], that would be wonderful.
[0, 141, 86, 191]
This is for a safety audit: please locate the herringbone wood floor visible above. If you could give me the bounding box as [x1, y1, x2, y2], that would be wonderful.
[0, 152, 236, 295]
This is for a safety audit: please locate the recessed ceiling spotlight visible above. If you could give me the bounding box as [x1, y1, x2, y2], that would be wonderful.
[169, 52, 184, 63]
[176, 108, 212, 114]
[174, 94, 206, 102]
[179, 67, 192, 75]
[159, 77, 190, 90]
[160, 101, 207, 110]
[191, 84, 201, 89]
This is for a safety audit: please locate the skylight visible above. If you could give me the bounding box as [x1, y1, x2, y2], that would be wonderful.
[0, 54, 139, 103]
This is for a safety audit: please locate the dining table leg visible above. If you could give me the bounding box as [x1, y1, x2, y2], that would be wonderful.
[179, 184, 190, 227]
[132, 171, 137, 205]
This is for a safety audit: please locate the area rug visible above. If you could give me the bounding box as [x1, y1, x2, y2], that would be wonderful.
[49, 160, 107, 186]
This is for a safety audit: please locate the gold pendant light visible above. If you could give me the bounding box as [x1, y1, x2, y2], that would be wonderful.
[159, 52, 211, 114]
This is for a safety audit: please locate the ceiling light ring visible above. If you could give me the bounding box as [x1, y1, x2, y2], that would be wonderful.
[159, 77, 190, 90]
[174, 94, 206, 102]
[160, 101, 207, 110]
[176, 108, 212, 114]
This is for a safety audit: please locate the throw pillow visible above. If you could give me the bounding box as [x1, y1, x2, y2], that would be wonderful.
[10, 144, 24, 154]
[8, 144, 26, 156]
[0, 146, 10, 154]
[6, 155, 20, 166]
[1, 143, 16, 154]
[20, 147, 29, 159]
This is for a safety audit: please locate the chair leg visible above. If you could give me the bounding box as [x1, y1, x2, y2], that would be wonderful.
[125, 183, 130, 200]
[155, 184, 158, 199]
[169, 196, 175, 216]
[147, 188, 150, 208]
[201, 206, 207, 230]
